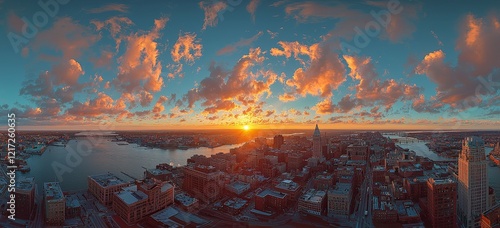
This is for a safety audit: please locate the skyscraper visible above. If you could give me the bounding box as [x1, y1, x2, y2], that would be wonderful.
[313, 124, 323, 160]
[458, 136, 489, 228]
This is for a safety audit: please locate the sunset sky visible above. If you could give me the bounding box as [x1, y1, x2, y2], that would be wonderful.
[1, 0, 499, 130]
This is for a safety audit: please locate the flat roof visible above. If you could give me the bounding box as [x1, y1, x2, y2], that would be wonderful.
[148, 169, 171, 175]
[89, 173, 126, 188]
[257, 189, 287, 199]
[16, 177, 35, 191]
[330, 182, 352, 195]
[276, 180, 300, 191]
[44, 182, 64, 201]
[66, 195, 81, 208]
[116, 186, 148, 205]
[224, 198, 247, 209]
[151, 206, 208, 226]
[228, 181, 250, 191]
[300, 189, 326, 203]
[175, 193, 198, 206]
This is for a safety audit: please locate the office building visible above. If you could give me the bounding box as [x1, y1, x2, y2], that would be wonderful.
[298, 189, 327, 215]
[328, 182, 353, 217]
[313, 124, 323, 160]
[88, 173, 128, 206]
[182, 165, 223, 202]
[113, 178, 174, 225]
[427, 178, 457, 228]
[458, 137, 489, 228]
[15, 177, 35, 219]
[44, 182, 65, 226]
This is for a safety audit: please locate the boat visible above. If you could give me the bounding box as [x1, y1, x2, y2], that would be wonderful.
[117, 142, 129, 145]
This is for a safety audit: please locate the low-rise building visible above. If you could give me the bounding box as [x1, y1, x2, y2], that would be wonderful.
[481, 202, 500, 228]
[274, 179, 301, 200]
[225, 181, 251, 196]
[255, 189, 288, 213]
[146, 206, 209, 227]
[174, 193, 199, 212]
[223, 197, 248, 215]
[298, 189, 327, 215]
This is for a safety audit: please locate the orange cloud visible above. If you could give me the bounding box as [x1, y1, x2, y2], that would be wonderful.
[182, 48, 277, 114]
[344, 55, 420, 110]
[272, 41, 346, 100]
[171, 32, 202, 63]
[217, 31, 262, 55]
[88, 3, 128, 13]
[199, 0, 227, 30]
[247, 0, 261, 21]
[113, 18, 167, 107]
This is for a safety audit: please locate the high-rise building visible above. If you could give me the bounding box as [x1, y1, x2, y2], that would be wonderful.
[15, 177, 35, 219]
[44, 182, 65, 226]
[113, 178, 174, 225]
[273, 135, 284, 149]
[458, 136, 489, 228]
[313, 124, 323, 160]
[88, 173, 129, 206]
[427, 178, 457, 228]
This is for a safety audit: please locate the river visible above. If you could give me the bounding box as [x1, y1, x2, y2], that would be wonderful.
[19, 137, 243, 192]
[383, 134, 500, 201]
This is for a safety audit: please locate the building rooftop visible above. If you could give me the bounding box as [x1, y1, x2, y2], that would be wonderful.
[16, 177, 35, 191]
[299, 189, 326, 203]
[275, 180, 300, 191]
[148, 168, 171, 176]
[66, 195, 81, 208]
[257, 189, 287, 199]
[227, 181, 250, 192]
[116, 186, 148, 205]
[330, 182, 352, 195]
[428, 177, 455, 185]
[175, 193, 198, 207]
[89, 173, 126, 188]
[151, 206, 208, 226]
[224, 198, 247, 210]
[44, 182, 64, 201]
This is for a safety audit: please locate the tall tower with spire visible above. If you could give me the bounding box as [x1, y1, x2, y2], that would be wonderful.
[458, 136, 489, 228]
[313, 124, 323, 160]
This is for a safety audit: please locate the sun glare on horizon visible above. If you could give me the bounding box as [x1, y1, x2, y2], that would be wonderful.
[243, 125, 250, 131]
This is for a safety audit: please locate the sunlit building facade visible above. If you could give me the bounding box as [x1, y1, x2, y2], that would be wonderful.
[458, 137, 489, 228]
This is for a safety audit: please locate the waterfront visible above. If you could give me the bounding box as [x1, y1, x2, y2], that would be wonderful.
[18, 137, 243, 192]
[384, 134, 500, 200]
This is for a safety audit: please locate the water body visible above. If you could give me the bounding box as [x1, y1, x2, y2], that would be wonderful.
[19, 137, 243, 192]
[383, 134, 500, 201]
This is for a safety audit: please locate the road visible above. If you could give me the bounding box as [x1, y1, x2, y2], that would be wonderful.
[356, 163, 374, 228]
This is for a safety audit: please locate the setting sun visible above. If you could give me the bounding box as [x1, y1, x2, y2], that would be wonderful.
[243, 125, 250, 131]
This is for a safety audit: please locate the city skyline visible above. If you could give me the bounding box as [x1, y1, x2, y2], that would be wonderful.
[1, 0, 500, 130]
